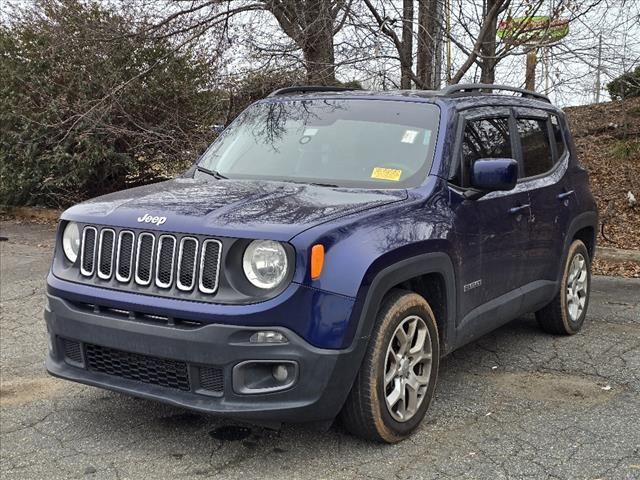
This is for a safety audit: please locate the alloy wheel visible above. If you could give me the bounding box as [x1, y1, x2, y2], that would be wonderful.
[383, 315, 433, 422]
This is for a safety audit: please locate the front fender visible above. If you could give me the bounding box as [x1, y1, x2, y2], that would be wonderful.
[291, 183, 457, 350]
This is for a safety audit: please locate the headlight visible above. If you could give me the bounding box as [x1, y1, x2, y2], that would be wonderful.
[62, 222, 81, 263]
[242, 240, 288, 289]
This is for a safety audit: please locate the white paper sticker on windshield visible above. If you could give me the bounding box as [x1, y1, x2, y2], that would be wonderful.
[303, 128, 319, 136]
[423, 130, 432, 145]
[401, 129, 419, 144]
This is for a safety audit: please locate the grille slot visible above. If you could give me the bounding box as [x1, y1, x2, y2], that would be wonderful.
[97, 229, 116, 279]
[177, 237, 198, 291]
[62, 338, 83, 364]
[199, 239, 222, 294]
[85, 343, 191, 391]
[80, 227, 97, 276]
[155, 235, 176, 288]
[116, 231, 134, 282]
[135, 233, 155, 286]
[199, 366, 224, 393]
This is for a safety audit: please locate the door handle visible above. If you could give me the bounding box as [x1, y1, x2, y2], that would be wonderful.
[509, 204, 531, 215]
[557, 190, 575, 201]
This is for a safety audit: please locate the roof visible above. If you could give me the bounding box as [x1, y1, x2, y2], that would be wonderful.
[265, 84, 557, 110]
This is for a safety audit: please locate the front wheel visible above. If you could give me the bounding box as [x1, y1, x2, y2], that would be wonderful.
[536, 239, 591, 335]
[340, 289, 440, 443]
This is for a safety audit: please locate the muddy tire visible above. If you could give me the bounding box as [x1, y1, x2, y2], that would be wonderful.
[340, 289, 439, 443]
[536, 240, 591, 335]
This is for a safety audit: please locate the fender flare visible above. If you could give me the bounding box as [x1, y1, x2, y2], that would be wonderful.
[349, 252, 457, 355]
[559, 211, 598, 282]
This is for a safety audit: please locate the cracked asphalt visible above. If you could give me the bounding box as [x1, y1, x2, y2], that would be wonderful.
[1, 222, 639, 480]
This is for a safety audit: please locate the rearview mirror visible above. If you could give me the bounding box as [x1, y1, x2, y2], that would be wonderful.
[470, 158, 518, 192]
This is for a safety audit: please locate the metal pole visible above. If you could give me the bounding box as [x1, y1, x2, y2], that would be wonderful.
[446, 0, 452, 84]
[595, 32, 602, 103]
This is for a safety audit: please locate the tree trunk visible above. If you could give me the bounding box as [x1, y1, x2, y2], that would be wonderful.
[525, 49, 537, 91]
[400, 0, 414, 89]
[302, 32, 336, 85]
[302, 0, 336, 85]
[480, 0, 497, 84]
[265, 0, 338, 86]
[417, 0, 441, 89]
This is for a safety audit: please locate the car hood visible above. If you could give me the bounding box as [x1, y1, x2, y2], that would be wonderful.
[61, 177, 408, 240]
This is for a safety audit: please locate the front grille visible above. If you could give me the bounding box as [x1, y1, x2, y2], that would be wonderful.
[80, 226, 222, 296]
[85, 343, 191, 391]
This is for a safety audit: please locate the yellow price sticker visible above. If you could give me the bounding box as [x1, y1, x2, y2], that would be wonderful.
[371, 167, 402, 181]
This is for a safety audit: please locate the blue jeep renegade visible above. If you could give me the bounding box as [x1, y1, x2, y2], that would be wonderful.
[45, 84, 598, 442]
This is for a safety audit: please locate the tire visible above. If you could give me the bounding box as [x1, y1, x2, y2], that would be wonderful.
[536, 239, 591, 335]
[340, 289, 440, 443]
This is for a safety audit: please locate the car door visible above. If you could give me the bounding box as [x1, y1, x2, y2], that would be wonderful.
[513, 110, 573, 286]
[449, 108, 533, 323]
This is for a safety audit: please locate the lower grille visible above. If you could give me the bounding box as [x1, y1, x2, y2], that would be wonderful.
[85, 343, 190, 391]
[62, 338, 83, 364]
[199, 366, 224, 393]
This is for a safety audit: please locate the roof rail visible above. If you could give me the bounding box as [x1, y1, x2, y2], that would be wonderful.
[268, 85, 356, 97]
[440, 83, 551, 103]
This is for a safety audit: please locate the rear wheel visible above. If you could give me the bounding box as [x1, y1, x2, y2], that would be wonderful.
[340, 289, 439, 443]
[536, 239, 591, 335]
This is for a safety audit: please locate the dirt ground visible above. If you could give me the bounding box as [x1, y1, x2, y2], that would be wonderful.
[565, 97, 640, 254]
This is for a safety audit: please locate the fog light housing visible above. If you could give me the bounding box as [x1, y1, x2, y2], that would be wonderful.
[249, 331, 288, 344]
[232, 360, 298, 394]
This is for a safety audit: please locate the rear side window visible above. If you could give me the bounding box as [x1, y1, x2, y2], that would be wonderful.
[517, 118, 553, 177]
[550, 115, 566, 159]
[462, 117, 512, 167]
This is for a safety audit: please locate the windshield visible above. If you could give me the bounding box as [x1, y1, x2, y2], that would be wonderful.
[197, 98, 440, 188]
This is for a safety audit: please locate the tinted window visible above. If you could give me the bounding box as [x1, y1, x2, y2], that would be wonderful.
[197, 99, 439, 188]
[462, 118, 512, 169]
[550, 115, 566, 159]
[517, 118, 553, 177]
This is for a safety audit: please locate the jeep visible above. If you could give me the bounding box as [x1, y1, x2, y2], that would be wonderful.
[45, 84, 598, 442]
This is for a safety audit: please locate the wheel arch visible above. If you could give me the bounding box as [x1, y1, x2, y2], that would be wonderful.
[349, 252, 457, 356]
[561, 211, 598, 283]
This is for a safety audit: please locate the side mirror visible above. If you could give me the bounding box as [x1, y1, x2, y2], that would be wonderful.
[470, 158, 518, 193]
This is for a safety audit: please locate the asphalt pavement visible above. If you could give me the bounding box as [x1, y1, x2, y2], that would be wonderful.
[1, 222, 639, 479]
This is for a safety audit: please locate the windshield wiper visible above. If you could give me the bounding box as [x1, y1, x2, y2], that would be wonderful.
[285, 180, 338, 188]
[308, 182, 339, 187]
[196, 165, 227, 179]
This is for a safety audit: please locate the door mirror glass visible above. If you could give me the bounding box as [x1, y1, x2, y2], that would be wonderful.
[470, 158, 518, 192]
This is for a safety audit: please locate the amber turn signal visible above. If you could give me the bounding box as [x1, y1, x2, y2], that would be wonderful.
[310, 244, 325, 279]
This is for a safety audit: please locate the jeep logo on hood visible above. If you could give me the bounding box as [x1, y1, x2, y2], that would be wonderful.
[137, 213, 167, 226]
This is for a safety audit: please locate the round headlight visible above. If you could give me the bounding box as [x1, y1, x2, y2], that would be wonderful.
[62, 222, 81, 263]
[242, 240, 288, 289]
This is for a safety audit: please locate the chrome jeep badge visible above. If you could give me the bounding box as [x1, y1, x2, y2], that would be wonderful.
[137, 213, 167, 226]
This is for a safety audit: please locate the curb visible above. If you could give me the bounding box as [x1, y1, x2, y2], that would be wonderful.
[596, 246, 640, 264]
[0, 206, 62, 221]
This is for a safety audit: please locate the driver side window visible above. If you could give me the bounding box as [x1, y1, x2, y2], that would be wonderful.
[458, 117, 512, 187]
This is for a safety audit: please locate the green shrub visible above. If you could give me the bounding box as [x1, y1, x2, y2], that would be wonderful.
[607, 66, 640, 101]
[0, 0, 222, 207]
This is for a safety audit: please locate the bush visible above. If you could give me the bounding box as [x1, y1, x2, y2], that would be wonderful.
[0, 0, 223, 207]
[607, 66, 640, 101]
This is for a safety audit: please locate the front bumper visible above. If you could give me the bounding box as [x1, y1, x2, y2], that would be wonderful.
[45, 294, 366, 423]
